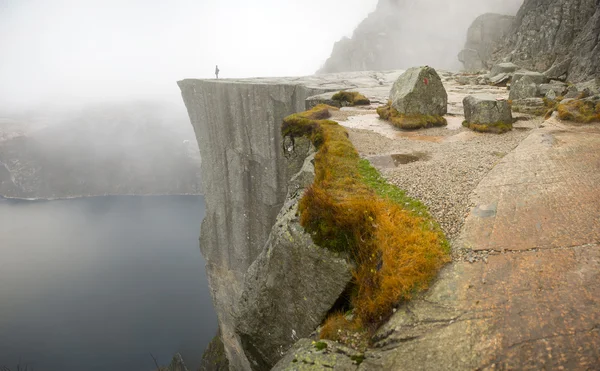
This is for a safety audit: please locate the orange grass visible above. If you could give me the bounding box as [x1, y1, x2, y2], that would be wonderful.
[283, 105, 450, 331]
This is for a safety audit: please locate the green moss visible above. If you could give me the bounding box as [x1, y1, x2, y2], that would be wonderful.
[332, 91, 371, 106]
[351, 355, 365, 365]
[463, 121, 513, 134]
[314, 341, 328, 351]
[377, 101, 446, 130]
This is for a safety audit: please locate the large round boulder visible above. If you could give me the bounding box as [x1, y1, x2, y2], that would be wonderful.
[509, 75, 539, 100]
[390, 66, 448, 116]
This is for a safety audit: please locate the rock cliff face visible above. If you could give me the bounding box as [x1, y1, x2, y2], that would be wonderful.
[318, 0, 523, 73]
[178, 72, 402, 369]
[490, 0, 600, 81]
[178, 78, 334, 370]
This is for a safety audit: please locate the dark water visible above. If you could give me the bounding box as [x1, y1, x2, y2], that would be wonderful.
[0, 195, 217, 371]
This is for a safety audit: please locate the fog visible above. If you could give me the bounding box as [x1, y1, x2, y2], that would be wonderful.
[0, 0, 379, 110]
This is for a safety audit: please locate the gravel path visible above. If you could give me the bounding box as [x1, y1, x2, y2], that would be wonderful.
[339, 77, 543, 247]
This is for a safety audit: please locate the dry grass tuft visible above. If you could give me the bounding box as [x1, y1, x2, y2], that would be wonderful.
[283, 106, 450, 335]
[376, 101, 446, 130]
[462, 121, 513, 134]
[557, 99, 600, 123]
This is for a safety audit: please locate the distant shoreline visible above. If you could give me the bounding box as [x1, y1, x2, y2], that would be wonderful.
[0, 193, 204, 202]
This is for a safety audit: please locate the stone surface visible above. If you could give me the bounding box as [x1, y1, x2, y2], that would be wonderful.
[489, 62, 520, 77]
[491, 0, 600, 82]
[199, 333, 229, 371]
[509, 76, 540, 101]
[511, 98, 546, 115]
[273, 339, 362, 371]
[511, 71, 549, 86]
[390, 66, 448, 116]
[459, 13, 515, 71]
[538, 82, 568, 97]
[463, 95, 512, 124]
[179, 78, 331, 370]
[236, 151, 353, 370]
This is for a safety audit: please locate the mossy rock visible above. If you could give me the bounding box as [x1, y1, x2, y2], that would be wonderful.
[331, 91, 371, 106]
[462, 120, 513, 134]
[377, 101, 446, 130]
[557, 99, 600, 123]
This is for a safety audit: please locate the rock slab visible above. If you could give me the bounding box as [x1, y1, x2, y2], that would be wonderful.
[390, 66, 448, 116]
[463, 95, 512, 124]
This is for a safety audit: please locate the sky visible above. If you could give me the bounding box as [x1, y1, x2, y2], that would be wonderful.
[0, 0, 379, 109]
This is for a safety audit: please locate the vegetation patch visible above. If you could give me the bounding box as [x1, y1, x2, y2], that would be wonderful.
[557, 99, 600, 123]
[283, 104, 449, 337]
[377, 101, 446, 130]
[313, 341, 328, 351]
[332, 91, 371, 106]
[462, 120, 513, 134]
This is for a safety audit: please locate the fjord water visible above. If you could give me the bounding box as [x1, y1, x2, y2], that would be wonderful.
[0, 195, 216, 371]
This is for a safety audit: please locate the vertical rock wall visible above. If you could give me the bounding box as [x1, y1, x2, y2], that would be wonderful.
[178, 80, 328, 370]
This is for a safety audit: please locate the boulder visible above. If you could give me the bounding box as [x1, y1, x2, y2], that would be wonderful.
[564, 86, 580, 99]
[390, 66, 448, 116]
[490, 62, 520, 77]
[511, 98, 547, 115]
[538, 82, 568, 97]
[463, 95, 513, 125]
[545, 90, 557, 101]
[544, 58, 571, 81]
[512, 70, 549, 85]
[235, 151, 354, 370]
[489, 73, 511, 86]
[509, 76, 540, 101]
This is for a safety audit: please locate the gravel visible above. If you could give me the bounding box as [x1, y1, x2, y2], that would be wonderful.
[344, 79, 543, 254]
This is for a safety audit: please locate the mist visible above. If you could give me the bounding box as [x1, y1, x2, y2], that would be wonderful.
[0, 0, 379, 110]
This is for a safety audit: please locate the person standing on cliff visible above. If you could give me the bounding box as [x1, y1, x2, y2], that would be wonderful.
[215, 65, 220, 79]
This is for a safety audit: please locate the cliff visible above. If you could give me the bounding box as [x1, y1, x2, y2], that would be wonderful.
[317, 0, 523, 74]
[178, 72, 410, 369]
[489, 0, 600, 81]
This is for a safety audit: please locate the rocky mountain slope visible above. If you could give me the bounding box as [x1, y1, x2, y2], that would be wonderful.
[0, 101, 202, 198]
[489, 0, 600, 82]
[317, 0, 523, 73]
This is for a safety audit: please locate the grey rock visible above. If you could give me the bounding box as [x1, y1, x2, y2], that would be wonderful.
[490, 62, 520, 77]
[165, 354, 189, 371]
[544, 58, 571, 81]
[390, 66, 448, 116]
[305, 92, 342, 110]
[575, 78, 600, 96]
[458, 48, 484, 72]
[538, 83, 568, 97]
[272, 339, 362, 371]
[460, 14, 516, 71]
[490, 0, 599, 82]
[463, 95, 513, 124]
[511, 98, 546, 115]
[565, 86, 580, 99]
[178, 78, 332, 370]
[199, 333, 229, 371]
[545, 89, 557, 101]
[512, 71, 549, 86]
[509, 76, 540, 101]
[489, 73, 511, 86]
[235, 151, 353, 370]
